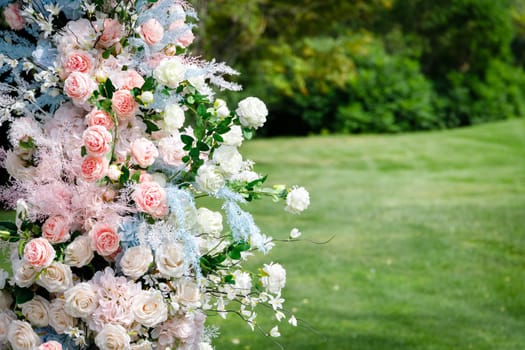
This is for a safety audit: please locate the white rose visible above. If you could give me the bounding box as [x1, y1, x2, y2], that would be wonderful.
[107, 164, 122, 181]
[64, 235, 94, 267]
[176, 278, 201, 307]
[151, 172, 167, 187]
[196, 207, 223, 236]
[236, 97, 268, 129]
[197, 237, 228, 255]
[155, 243, 185, 278]
[132, 290, 168, 328]
[212, 145, 243, 176]
[230, 170, 260, 183]
[140, 91, 154, 105]
[0, 311, 16, 345]
[0, 290, 13, 310]
[221, 125, 243, 147]
[163, 104, 185, 133]
[13, 260, 38, 288]
[214, 98, 230, 118]
[63, 282, 98, 318]
[261, 262, 286, 294]
[153, 57, 186, 88]
[20, 295, 50, 327]
[233, 270, 252, 296]
[37, 262, 73, 293]
[285, 187, 310, 214]
[7, 320, 41, 350]
[48, 298, 76, 334]
[4, 151, 36, 181]
[95, 324, 131, 350]
[120, 246, 153, 280]
[15, 199, 29, 229]
[195, 164, 225, 194]
[198, 343, 214, 350]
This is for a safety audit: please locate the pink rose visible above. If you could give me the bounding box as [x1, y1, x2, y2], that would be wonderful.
[88, 223, 120, 256]
[147, 53, 167, 69]
[139, 172, 153, 183]
[98, 18, 123, 48]
[80, 156, 108, 182]
[133, 181, 168, 218]
[38, 341, 63, 350]
[4, 3, 25, 31]
[64, 72, 95, 104]
[112, 89, 137, 119]
[86, 108, 115, 130]
[83, 125, 113, 157]
[120, 70, 145, 90]
[64, 50, 94, 76]
[140, 18, 164, 45]
[42, 215, 71, 244]
[131, 137, 158, 168]
[24, 238, 56, 269]
[169, 21, 194, 48]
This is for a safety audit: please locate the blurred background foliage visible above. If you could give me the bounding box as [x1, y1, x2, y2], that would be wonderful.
[190, 0, 525, 135]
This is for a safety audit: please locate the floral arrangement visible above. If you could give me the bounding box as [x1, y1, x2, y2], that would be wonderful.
[0, 1, 310, 349]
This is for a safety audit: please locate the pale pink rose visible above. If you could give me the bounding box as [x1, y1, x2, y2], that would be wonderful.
[83, 125, 113, 157]
[87, 108, 115, 130]
[24, 238, 56, 269]
[42, 215, 71, 244]
[139, 172, 153, 183]
[120, 70, 145, 90]
[158, 136, 185, 166]
[133, 181, 168, 218]
[88, 222, 120, 256]
[80, 156, 108, 182]
[4, 3, 25, 31]
[148, 53, 167, 69]
[140, 18, 164, 45]
[64, 72, 95, 104]
[169, 21, 194, 48]
[38, 341, 62, 350]
[98, 18, 123, 48]
[112, 89, 137, 119]
[64, 50, 94, 76]
[131, 137, 158, 168]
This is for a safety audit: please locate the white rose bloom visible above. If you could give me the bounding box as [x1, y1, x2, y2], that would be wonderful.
[48, 298, 76, 334]
[20, 295, 50, 328]
[196, 164, 225, 194]
[221, 125, 243, 147]
[4, 151, 36, 181]
[64, 235, 94, 267]
[163, 104, 185, 133]
[196, 207, 223, 236]
[95, 324, 131, 350]
[236, 96, 268, 129]
[229, 170, 260, 183]
[0, 290, 13, 310]
[107, 164, 122, 181]
[151, 173, 167, 187]
[37, 262, 73, 293]
[285, 187, 310, 214]
[13, 260, 38, 288]
[212, 145, 243, 176]
[198, 343, 214, 350]
[140, 91, 154, 105]
[214, 98, 230, 118]
[153, 57, 186, 88]
[261, 262, 286, 294]
[15, 199, 29, 229]
[7, 320, 41, 350]
[120, 246, 153, 280]
[155, 243, 185, 278]
[233, 270, 252, 296]
[176, 278, 201, 307]
[0, 311, 16, 345]
[64, 282, 98, 318]
[132, 290, 168, 328]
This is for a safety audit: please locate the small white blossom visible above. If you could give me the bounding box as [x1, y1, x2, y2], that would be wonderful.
[269, 326, 280, 337]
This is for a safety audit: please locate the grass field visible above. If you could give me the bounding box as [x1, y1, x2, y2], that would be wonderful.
[2, 119, 525, 349]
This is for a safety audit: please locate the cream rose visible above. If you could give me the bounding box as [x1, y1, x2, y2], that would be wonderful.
[214, 98, 230, 118]
[64, 282, 98, 318]
[20, 295, 50, 328]
[132, 290, 168, 328]
[83, 125, 113, 157]
[95, 324, 131, 350]
[48, 298, 76, 334]
[155, 243, 185, 278]
[158, 136, 185, 166]
[112, 89, 138, 119]
[37, 262, 74, 293]
[140, 18, 164, 45]
[212, 145, 243, 175]
[131, 137, 158, 168]
[80, 156, 108, 182]
[195, 164, 225, 194]
[221, 125, 243, 147]
[0, 311, 16, 345]
[196, 207, 223, 236]
[163, 104, 185, 132]
[7, 320, 41, 350]
[88, 222, 120, 257]
[23, 237, 56, 269]
[233, 270, 252, 296]
[64, 235, 94, 267]
[261, 262, 286, 294]
[42, 215, 71, 244]
[236, 96, 268, 129]
[133, 181, 168, 218]
[120, 246, 153, 280]
[285, 186, 310, 214]
[13, 260, 38, 288]
[153, 57, 186, 88]
[176, 278, 201, 307]
[64, 72, 95, 104]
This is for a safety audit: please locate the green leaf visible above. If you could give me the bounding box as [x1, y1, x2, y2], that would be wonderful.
[80, 146, 87, 157]
[182, 155, 190, 163]
[141, 76, 156, 91]
[144, 119, 160, 134]
[197, 103, 207, 117]
[19, 137, 35, 150]
[104, 79, 115, 99]
[243, 128, 254, 140]
[181, 134, 194, 146]
[197, 141, 210, 152]
[131, 171, 141, 183]
[224, 274, 235, 285]
[119, 166, 130, 184]
[186, 96, 195, 105]
[213, 133, 224, 142]
[14, 286, 34, 305]
[189, 147, 200, 160]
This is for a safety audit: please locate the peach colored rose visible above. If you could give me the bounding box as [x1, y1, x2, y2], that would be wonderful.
[131, 137, 158, 168]
[88, 222, 120, 256]
[140, 18, 164, 45]
[133, 181, 168, 219]
[98, 18, 123, 48]
[64, 72, 95, 104]
[42, 215, 71, 244]
[23, 238, 56, 269]
[112, 89, 137, 119]
[80, 156, 108, 182]
[83, 125, 113, 157]
[38, 341, 62, 350]
[64, 50, 93, 76]
[86, 108, 115, 130]
[120, 70, 145, 90]
[4, 3, 25, 31]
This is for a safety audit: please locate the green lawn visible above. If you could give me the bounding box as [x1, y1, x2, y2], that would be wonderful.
[209, 119, 525, 349]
